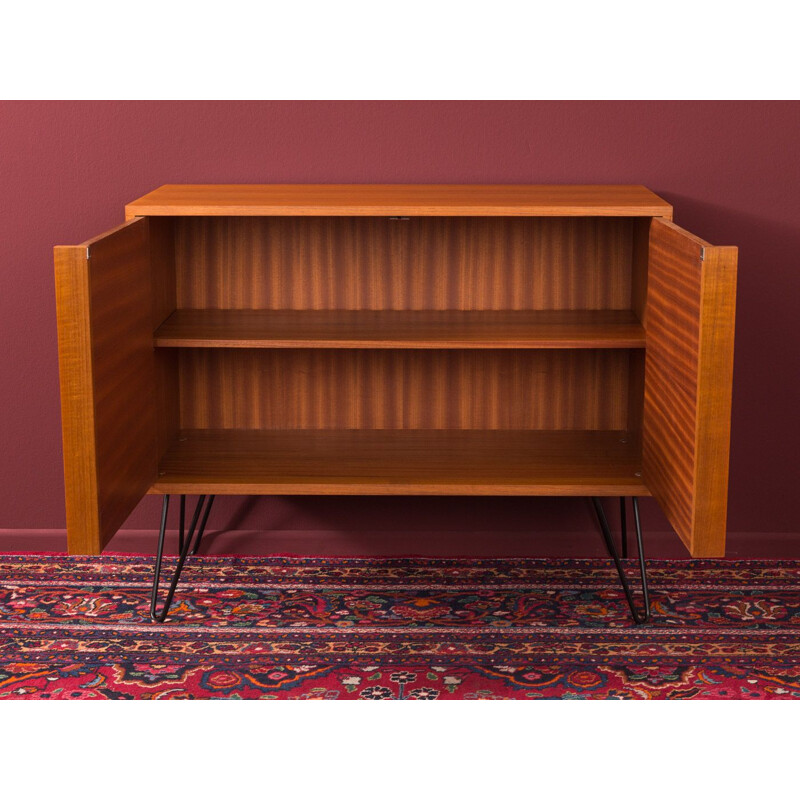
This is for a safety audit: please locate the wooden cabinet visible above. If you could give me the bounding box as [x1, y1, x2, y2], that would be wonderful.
[54, 185, 737, 557]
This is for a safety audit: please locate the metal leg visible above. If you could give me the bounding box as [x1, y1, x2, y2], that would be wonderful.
[620, 497, 628, 559]
[592, 497, 650, 624]
[190, 495, 215, 555]
[150, 494, 215, 623]
[177, 495, 186, 553]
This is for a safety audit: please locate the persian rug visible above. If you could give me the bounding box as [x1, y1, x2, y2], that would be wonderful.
[1, 554, 799, 699]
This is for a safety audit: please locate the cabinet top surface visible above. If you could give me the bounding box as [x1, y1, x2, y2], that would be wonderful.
[125, 184, 673, 218]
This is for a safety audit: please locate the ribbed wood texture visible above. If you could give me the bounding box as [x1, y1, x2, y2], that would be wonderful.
[54, 219, 157, 555]
[643, 222, 703, 546]
[642, 219, 737, 557]
[152, 429, 648, 496]
[178, 349, 631, 431]
[174, 217, 634, 311]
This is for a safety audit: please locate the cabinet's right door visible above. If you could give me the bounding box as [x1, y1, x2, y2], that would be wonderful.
[643, 217, 737, 557]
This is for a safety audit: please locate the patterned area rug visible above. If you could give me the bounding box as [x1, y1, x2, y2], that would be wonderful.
[1, 554, 799, 699]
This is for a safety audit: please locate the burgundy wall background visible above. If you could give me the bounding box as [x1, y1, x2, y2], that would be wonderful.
[1, 101, 798, 547]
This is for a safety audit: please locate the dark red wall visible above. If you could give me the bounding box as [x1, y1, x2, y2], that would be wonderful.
[1, 101, 798, 540]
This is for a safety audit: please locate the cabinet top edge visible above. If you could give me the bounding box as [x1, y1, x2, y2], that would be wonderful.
[124, 184, 673, 219]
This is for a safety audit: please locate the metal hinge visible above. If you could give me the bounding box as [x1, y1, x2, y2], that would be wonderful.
[86, 247, 91, 259]
[700, 246, 705, 261]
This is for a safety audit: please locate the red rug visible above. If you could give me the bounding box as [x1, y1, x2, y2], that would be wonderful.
[1, 554, 799, 699]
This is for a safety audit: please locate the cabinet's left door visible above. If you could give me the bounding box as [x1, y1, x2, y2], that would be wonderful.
[54, 217, 158, 554]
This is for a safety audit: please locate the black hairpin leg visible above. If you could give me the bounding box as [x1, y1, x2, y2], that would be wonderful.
[190, 495, 214, 555]
[150, 494, 215, 623]
[592, 497, 650, 624]
[177, 495, 186, 553]
[619, 497, 628, 559]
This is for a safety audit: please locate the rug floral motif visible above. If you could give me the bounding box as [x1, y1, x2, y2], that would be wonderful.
[1, 555, 799, 699]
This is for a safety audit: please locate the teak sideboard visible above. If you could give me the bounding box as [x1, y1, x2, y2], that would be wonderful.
[54, 185, 737, 568]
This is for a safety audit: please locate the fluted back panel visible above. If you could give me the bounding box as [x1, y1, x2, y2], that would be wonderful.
[174, 217, 634, 311]
[178, 349, 630, 431]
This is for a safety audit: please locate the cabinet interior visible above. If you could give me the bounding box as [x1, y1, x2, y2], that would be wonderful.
[149, 215, 651, 495]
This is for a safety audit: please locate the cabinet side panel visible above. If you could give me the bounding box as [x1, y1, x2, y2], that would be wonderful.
[643, 218, 737, 556]
[625, 221, 650, 453]
[149, 217, 177, 328]
[54, 247, 101, 554]
[631, 218, 650, 323]
[149, 218, 179, 464]
[174, 217, 633, 311]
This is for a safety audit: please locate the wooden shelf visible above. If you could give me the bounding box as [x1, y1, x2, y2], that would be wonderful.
[126, 184, 673, 218]
[152, 429, 648, 496]
[154, 309, 646, 349]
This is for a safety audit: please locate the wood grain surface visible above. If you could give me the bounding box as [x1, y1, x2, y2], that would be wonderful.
[126, 184, 673, 218]
[155, 309, 646, 349]
[642, 218, 737, 557]
[151, 429, 648, 496]
[54, 218, 157, 554]
[177, 349, 632, 431]
[174, 216, 635, 311]
[55, 184, 738, 557]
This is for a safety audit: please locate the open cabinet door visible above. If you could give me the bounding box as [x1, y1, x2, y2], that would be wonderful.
[55, 218, 157, 554]
[643, 218, 737, 557]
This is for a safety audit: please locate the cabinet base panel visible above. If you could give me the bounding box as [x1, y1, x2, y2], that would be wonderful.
[151, 429, 649, 497]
